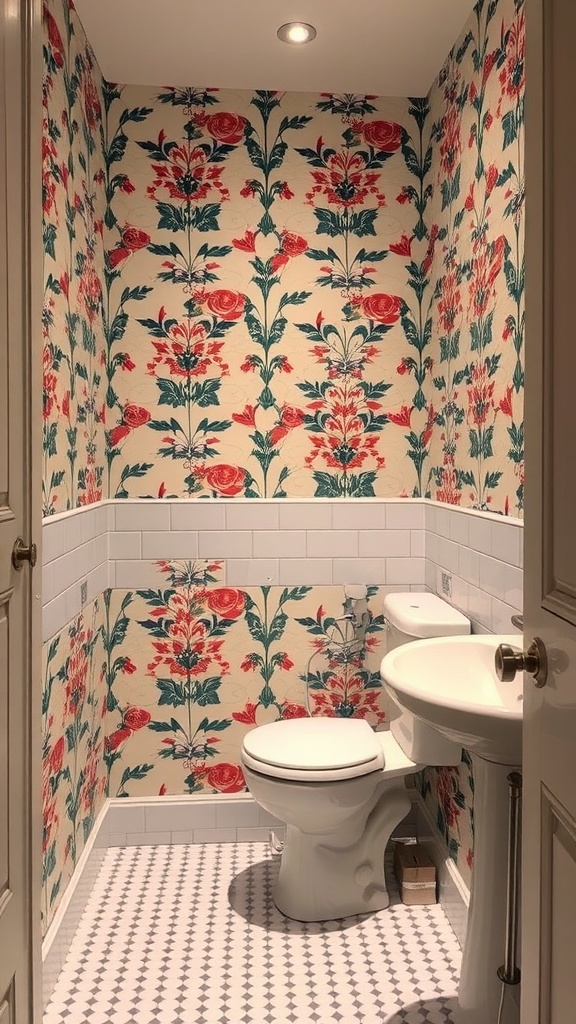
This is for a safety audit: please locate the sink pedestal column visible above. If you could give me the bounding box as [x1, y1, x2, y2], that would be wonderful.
[456, 754, 521, 1024]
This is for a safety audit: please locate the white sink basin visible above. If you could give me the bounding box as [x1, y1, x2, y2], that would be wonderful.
[380, 633, 523, 765]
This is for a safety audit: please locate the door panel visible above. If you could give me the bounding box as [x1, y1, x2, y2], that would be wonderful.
[0, 986, 14, 1024]
[537, 790, 576, 1024]
[523, 0, 576, 1020]
[0, 593, 10, 893]
[0, 0, 41, 1021]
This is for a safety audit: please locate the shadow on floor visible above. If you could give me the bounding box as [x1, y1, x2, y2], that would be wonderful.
[381, 995, 458, 1022]
[228, 858, 374, 933]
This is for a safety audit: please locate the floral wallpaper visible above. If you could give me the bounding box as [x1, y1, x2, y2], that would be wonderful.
[417, 0, 525, 889]
[417, 756, 475, 890]
[42, 598, 107, 934]
[425, 0, 525, 514]
[102, 86, 435, 501]
[43, 0, 107, 515]
[102, 566, 388, 798]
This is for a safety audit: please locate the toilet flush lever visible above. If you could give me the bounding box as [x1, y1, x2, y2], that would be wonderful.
[495, 637, 548, 688]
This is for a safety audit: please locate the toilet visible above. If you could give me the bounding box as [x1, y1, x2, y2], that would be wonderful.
[241, 593, 470, 922]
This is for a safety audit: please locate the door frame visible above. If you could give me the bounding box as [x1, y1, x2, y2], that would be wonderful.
[24, 0, 44, 1016]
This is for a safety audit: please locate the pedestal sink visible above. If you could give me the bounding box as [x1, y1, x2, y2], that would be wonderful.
[380, 634, 523, 1024]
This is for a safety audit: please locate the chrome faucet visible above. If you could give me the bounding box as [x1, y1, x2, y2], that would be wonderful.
[510, 614, 523, 630]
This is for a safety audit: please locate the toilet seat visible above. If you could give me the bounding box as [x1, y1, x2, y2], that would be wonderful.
[242, 717, 386, 782]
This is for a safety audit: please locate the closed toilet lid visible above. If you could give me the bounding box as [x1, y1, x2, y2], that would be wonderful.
[241, 718, 384, 781]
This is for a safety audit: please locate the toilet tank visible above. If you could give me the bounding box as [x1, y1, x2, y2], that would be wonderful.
[382, 593, 471, 766]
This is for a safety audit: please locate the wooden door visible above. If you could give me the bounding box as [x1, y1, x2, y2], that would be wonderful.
[523, 0, 576, 1021]
[0, 1, 42, 1021]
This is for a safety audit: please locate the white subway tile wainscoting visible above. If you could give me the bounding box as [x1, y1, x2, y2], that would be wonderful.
[41, 499, 523, 640]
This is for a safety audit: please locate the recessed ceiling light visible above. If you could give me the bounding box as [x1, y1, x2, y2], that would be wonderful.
[277, 22, 317, 45]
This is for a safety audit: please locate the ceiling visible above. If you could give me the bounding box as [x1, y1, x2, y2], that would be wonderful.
[73, 0, 477, 96]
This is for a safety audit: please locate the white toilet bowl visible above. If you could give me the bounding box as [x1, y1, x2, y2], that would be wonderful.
[241, 717, 420, 921]
[241, 592, 472, 923]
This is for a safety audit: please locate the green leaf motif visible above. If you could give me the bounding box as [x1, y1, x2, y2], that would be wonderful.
[194, 678, 222, 706]
[348, 209, 378, 238]
[157, 679, 187, 707]
[313, 472, 342, 497]
[502, 109, 517, 150]
[198, 717, 231, 733]
[191, 204, 220, 232]
[347, 472, 378, 497]
[245, 610, 266, 644]
[157, 378, 187, 408]
[314, 208, 342, 237]
[192, 379, 222, 408]
[156, 203, 187, 232]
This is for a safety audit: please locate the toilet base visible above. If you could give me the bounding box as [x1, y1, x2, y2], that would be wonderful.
[273, 781, 411, 922]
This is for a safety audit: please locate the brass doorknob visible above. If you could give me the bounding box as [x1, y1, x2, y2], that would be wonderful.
[12, 537, 37, 570]
[495, 637, 548, 688]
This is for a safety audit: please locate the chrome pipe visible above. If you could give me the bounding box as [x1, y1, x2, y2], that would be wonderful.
[497, 772, 522, 986]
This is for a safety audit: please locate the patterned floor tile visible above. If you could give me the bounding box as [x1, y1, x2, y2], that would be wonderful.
[44, 842, 461, 1024]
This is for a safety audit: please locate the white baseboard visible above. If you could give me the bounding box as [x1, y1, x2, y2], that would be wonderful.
[414, 795, 470, 947]
[103, 792, 287, 847]
[42, 801, 109, 1009]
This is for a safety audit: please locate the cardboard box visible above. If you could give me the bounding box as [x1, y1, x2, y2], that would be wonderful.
[393, 842, 437, 905]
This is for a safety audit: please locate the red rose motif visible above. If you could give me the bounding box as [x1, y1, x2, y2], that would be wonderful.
[124, 707, 151, 731]
[49, 736, 65, 775]
[83, 76, 102, 131]
[44, 5, 64, 67]
[281, 702, 307, 720]
[122, 227, 151, 252]
[205, 464, 246, 496]
[206, 289, 245, 321]
[123, 404, 151, 429]
[270, 404, 305, 445]
[206, 762, 246, 794]
[108, 227, 151, 269]
[281, 406, 304, 430]
[362, 120, 403, 152]
[206, 588, 245, 620]
[361, 293, 403, 325]
[281, 232, 308, 258]
[106, 727, 132, 752]
[205, 112, 246, 145]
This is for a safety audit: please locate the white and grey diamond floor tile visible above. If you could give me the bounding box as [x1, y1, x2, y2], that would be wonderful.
[44, 842, 461, 1024]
